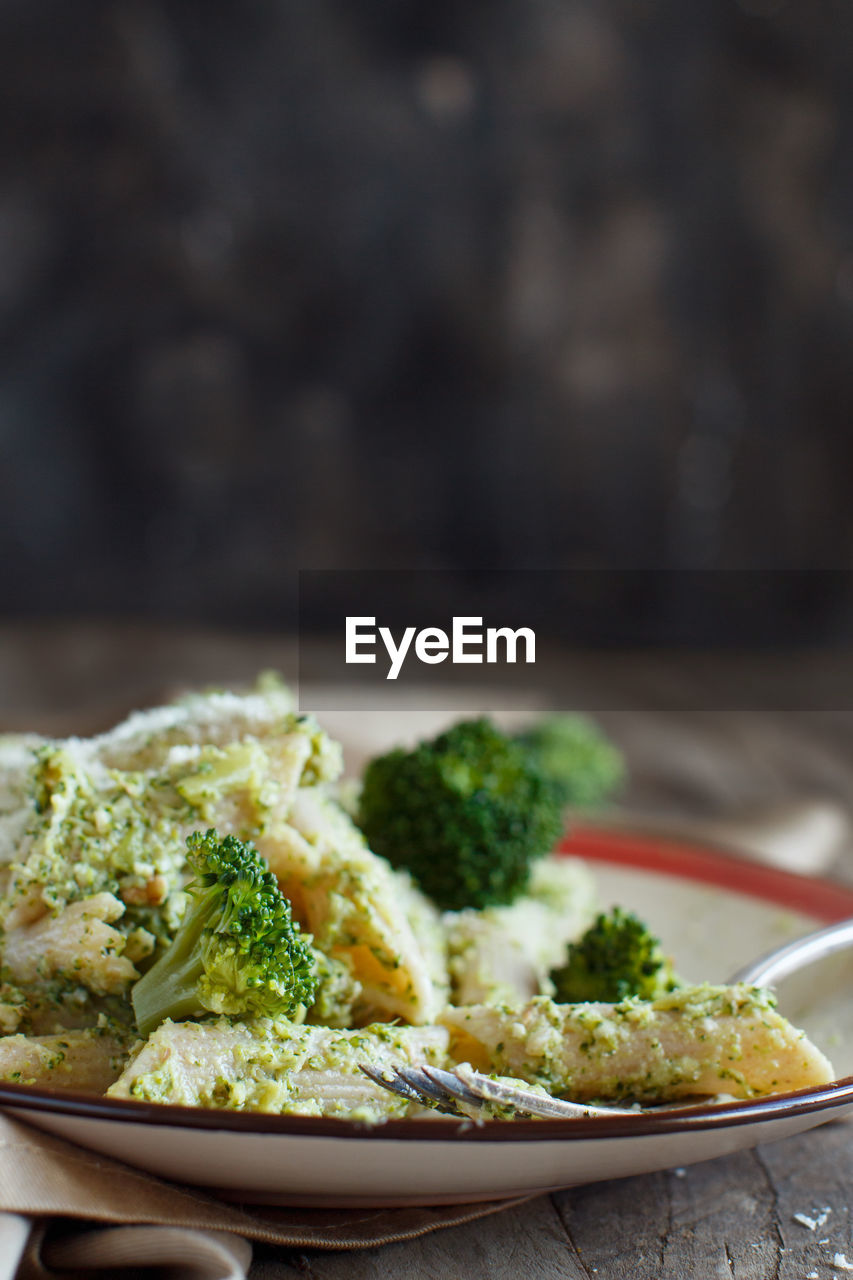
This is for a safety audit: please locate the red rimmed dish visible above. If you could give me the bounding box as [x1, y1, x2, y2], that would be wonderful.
[2, 827, 853, 1208]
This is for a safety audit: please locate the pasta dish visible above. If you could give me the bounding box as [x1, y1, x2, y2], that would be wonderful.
[0, 681, 833, 1120]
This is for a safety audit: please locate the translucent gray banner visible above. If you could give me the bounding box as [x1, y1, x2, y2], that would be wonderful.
[298, 569, 853, 710]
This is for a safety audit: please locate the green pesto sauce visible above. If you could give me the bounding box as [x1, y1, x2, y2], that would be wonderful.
[5, 730, 321, 937]
[119, 1017, 447, 1121]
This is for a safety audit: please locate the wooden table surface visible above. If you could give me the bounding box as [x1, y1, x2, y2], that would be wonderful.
[3, 622, 853, 1279]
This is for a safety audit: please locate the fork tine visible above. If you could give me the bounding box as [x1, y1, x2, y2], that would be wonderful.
[417, 1067, 591, 1118]
[358, 1063, 424, 1103]
[390, 1066, 469, 1115]
[358, 1063, 467, 1115]
[414, 1066, 486, 1108]
[391, 1065, 457, 1104]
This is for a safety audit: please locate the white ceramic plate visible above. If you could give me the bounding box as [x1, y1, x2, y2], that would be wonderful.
[2, 828, 853, 1207]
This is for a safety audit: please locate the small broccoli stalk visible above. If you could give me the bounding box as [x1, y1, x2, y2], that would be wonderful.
[356, 717, 565, 912]
[514, 714, 624, 810]
[550, 907, 679, 1004]
[131, 829, 317, 1037]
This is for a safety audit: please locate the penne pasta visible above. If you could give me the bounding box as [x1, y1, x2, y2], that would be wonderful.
[0, 1029, 130, 1092]
[108, 1017, 449, 1118]
[444, 855, 597, 1005]
[261, 789, 448, 1026]
[3, 893, 141, 996]
[440, 985, 834, 1101]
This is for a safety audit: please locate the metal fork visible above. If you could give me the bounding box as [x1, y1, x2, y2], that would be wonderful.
[359, 1062, 642, 1119]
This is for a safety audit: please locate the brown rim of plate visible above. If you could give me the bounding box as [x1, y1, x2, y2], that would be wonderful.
[2, 1075, 853, 1142]
[560, 825, 853, 922]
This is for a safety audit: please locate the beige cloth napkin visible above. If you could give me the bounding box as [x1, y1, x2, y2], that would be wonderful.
[0, 1113, 536, 1278]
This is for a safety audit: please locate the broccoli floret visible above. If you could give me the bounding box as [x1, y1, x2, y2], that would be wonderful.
[356, 718, 564, 912]
[514, 714, 624, 809]
[131, 830, 317, 1037]
[550, 907, 678, 1004]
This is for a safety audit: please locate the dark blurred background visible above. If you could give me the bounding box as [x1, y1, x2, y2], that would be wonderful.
[1, 0, 853, 637]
